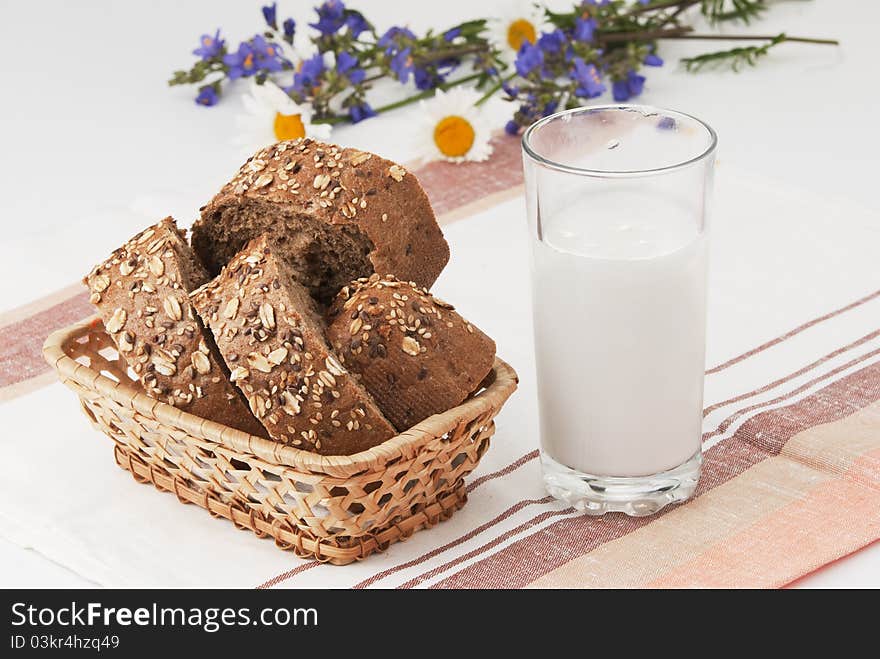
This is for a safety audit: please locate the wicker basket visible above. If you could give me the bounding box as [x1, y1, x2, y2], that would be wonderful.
[43, 317, 518, 565]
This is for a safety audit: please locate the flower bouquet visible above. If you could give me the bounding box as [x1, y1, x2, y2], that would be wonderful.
[170, 0, 836, 163]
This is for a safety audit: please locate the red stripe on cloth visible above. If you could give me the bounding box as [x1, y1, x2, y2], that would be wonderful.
[466, 449, 538, 493]
[702, 346, 880, 443]
[415, 135, 523, 217]
[705, 288, 880, 375]
[0, 290, 91, 389]
[354, 497, 553, 590]
[255, 561, 320, 590]
[401, 507, 573, 589]
[702, 329, 880, 418]
[426, 359, 880, 589]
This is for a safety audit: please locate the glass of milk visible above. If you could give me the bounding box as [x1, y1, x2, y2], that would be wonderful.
[522, 105, 717, 516]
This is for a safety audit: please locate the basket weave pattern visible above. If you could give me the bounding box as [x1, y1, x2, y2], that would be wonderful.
[43, 317, 517, 565]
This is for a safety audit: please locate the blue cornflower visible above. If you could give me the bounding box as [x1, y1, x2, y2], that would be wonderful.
[413, 67, 442, 90]
[346, 13, 370, 37]
[537, 29, 566, 54]
[336, 51, 366, 84]
[644, 53, 663, 66]
[502, 81, 519, 98]
[193, 30, 224, 60]
[612, 70, 646, 102]
[515, 100, 539, 127]
[504, 120, 520, 136]
[224, 36, 286, 78]
[485, 66, 498, 76]
[283, 18, 296, 42]
[195, 86, 218, 106]
[542, 100, 559, 117]
[336, 51, 357, 72]
[570, 57, 605, 98]
[292, 52, 326, 93]
[443, 27, 462, 42]
[349, 102, 377, 123]
[413, 56, 458, 90]
[390, 47, 414, 82]
[300, 52, 326, 81]
[252, 35, 286, 72]
[262, 3, 277, 30]
[574, 16, 597, 42]
[310, 0, 347, 35]
[224, 41, 258, 79]
[378, 26, 416, 53]
[515, 42, 544, 77]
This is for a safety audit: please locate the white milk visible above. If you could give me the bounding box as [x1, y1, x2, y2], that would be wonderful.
[532, 193, 708, 477]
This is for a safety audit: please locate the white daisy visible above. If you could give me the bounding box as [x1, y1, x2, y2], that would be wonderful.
[487, 0, 547, 63]
[234, 79, 331, 152]
[418, 87, 494, 163]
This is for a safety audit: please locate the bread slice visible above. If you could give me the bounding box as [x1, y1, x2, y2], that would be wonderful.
[191, 138, 450, 305]
[191, 235, 396, 455]
[326, 275, 496, 431]
[83, 217, 266, 437]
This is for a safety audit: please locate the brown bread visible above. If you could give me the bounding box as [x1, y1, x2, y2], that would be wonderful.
[83, 217, 266, 437]
[326, 275, 496, 431]
[190, 235, 396, 455]
[191, 138, 450, 306]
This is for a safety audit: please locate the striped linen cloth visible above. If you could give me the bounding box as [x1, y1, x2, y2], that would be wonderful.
[1, 137, 879, 588]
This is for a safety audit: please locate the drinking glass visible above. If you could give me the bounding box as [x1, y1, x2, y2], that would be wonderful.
[522, 105, 717, 516]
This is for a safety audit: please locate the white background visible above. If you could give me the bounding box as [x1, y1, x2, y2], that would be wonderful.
[0, 0, 878, 587]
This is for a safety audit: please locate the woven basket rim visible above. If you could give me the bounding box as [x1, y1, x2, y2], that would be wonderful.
[43, 316, 519, 475]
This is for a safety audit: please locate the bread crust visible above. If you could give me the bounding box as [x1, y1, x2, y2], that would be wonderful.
[192, 139, 450, 301]
[83, 217, 266, 437]
[191, 235, 396, 455]
[326, 275, 496, 431]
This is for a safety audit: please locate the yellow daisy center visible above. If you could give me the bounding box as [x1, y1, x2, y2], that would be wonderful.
[433, 115, 475, 158]
[506, 18, 537, 50]
[274, 112, 306, 141]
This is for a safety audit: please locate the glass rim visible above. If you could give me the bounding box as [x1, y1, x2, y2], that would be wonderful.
[521, 104, 718, 178]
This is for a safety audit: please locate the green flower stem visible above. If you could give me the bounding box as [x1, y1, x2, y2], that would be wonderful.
[660, 33, 839, 45]
[655, 1, 702, 28]
[415, 44, 488, 63]
[598, 26, 693, 43]
[370, 72, 484, 112]
[623, 0, 700, 17]
[598, 27, 838, 46]
[313, 72, 485, 125]
[475, 73, 516, 107]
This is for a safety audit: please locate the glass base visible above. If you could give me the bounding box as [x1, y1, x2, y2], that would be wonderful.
[541, 450, 702, 517]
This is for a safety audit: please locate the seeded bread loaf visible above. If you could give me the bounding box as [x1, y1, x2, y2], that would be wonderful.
[191, 138, 450, 306]
[83, 218, 266, 437]
[326, 275, 496, 432]
[191, 235, 396, 455]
